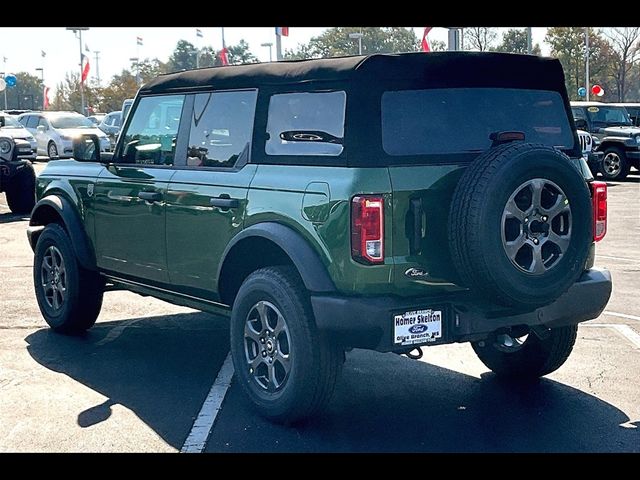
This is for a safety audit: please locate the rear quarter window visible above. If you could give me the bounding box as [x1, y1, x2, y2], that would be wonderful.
[382, 88, 574, 157]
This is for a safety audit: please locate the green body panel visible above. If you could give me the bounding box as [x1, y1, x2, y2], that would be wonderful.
[246, 165, 394, 295]
[165, 165, 257, 294]
[93, 165, 176, 283]
[388, 165, 468, 296]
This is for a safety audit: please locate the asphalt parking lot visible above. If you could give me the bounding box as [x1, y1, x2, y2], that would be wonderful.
[0, 162, 638, 452]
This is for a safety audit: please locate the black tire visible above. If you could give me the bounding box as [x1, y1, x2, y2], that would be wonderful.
[33, 223, 104, 334]
[472, 324, 578, 379]
[600, 146, 630, 180]
[5, 162, 35, 214]
[448, 143, 592, 309]
[230, 266, 342, 424]
[47, 141, 58, 160]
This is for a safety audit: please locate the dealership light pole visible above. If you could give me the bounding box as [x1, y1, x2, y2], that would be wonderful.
[261, 42, 273, 62]
[349, 32, 363, 55]
[66, 27, 89, 115]
[585, 27, 590, 101]
[526, 27, 532, 54]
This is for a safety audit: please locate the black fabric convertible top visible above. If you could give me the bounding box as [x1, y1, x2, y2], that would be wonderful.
[140, 51, 568, 94]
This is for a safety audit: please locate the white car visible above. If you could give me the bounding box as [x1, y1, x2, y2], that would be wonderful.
[0, 112, 37, 160]
[18, 111, 111, 160]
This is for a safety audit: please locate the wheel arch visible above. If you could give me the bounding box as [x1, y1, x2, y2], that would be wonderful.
[28, 195, 96, 270]
[217, 222, 336, 306]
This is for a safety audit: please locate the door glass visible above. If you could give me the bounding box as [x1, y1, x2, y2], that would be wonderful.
[187, 90, 257, 168]
[119, 95, 185, 166]
[25, 116, 38, 128]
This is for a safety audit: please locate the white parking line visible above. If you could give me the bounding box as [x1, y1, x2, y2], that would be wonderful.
[180, 352, 234, 453]
[597, 254, 640, 264]
[603, 311, 640, 322]
[582, 323, 640, 349]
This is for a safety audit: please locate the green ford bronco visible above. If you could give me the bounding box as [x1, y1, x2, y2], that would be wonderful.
[27, 52, 612, 423]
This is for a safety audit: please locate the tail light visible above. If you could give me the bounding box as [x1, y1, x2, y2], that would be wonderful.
[591, 181, 607, 242]
[351, 195, 384, 264]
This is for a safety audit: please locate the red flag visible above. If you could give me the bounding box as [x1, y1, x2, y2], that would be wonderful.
[276, 27, 289, 37]
[218, 47, 229, 66]
[43, 86, 50, 110]
[81, 54, 90, 83]
[421, 27, 433, 52]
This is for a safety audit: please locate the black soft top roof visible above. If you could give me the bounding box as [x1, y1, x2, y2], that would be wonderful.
[140, 51, 568, 94]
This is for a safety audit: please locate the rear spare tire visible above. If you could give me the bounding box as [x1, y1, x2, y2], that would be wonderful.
[448, 143, 592, 309]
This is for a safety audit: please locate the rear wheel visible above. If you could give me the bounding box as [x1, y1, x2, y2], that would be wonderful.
[600, 146, 630, 180]
[5, 162, 35, 214]
[230, 266, 342, 424]
[34, 223, 104, 334]
[47, 141, 58, 160]
[472, 325, 578, 379]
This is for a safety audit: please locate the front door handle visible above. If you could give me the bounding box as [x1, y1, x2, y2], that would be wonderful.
[138, 191, 162, 202]
[210, 197, 240, 209]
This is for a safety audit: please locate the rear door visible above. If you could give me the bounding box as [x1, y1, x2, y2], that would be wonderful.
[165, 89, 258, 297]
[382, 87, 576, 295]
[92, 94, 186, 283]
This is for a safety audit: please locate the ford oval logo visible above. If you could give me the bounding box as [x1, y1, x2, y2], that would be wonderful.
[409, 324, 428, 334]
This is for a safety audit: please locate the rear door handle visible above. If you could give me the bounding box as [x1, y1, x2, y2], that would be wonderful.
[138, 191, 163, 202]
[210, 197, 240, 209]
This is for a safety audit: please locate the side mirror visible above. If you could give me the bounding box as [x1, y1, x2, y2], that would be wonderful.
[72, 134, 100, 162]
[36, 125, 47, 133]
[574, 119, 588, 130]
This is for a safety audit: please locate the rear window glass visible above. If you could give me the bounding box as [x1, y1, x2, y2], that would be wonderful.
[382, 88, 573, 156]
[266, 91, 346, 156]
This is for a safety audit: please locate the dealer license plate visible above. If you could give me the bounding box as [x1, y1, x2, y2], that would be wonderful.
[393, 309, 442, 346]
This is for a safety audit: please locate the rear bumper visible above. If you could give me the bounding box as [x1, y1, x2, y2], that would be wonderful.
[311, 268, 612, 352]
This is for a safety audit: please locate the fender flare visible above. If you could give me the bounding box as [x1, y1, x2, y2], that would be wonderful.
[28, 195, 97, 271]
[218, 222, 336, 293]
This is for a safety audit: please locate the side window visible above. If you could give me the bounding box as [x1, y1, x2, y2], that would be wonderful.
[114, 114, 122, 127]
[118, 95, 185, 166]
[265, 91, 346, 156]
[37, 117, 48, 128]
[25, 116, 39, 128]
[187, 90, 258, 168]
[572, 108, 587, 121]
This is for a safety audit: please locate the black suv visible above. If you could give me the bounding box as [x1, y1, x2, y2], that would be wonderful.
[28, 53, 612, 423]
[0, 135, 36, 214]
[571, 101, 640, 180]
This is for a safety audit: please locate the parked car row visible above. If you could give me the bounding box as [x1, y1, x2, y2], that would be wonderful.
[571, 101, 640, 180]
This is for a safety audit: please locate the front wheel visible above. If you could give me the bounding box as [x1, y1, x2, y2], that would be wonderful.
[34, 223, 104, 334]
[47, 141, 59, 160]
[230, 266, 342, 424]
[471, 324, 578, 379]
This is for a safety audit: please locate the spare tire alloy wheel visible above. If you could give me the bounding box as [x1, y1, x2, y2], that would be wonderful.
[502, 178, 571, 275]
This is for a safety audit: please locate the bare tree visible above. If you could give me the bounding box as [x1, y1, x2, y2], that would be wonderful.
[603, 27, 640, 101]
[464, 27, 498, 52]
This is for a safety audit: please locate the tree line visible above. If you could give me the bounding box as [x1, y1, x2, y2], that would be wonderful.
[4, 27, 639, 114]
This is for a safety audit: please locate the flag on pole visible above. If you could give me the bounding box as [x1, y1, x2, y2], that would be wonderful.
[275, 27, 289, 37]
[218, 47, 229, 66]
[421, 27, 432, 52]
[81, 54, 90, 84]
[196, 28, 203, 38]
[41, 50, 46, 58]
[136, 36, 143, 46]
[43, 85, 50, 110]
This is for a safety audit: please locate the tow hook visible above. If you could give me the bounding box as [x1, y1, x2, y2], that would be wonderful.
[397, 346, 423, 360]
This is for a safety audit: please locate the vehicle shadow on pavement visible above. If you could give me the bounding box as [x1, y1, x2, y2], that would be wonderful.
[0, 212, 29, 224]
[25, 312, 230, 450]
[207, 349, 639, 453]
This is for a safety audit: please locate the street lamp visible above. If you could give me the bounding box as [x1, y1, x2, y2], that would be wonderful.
[260, 42, 273, 62]
[349, 32, 363, 55]
[66, 27, 89, 115]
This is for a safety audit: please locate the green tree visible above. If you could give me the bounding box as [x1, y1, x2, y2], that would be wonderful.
[494, 29, 541, 55]
[167, 40, 198, 71]
[464, 27, 498, 51]
[430, 39, 447, 52]
[546, 27, 616, 101]
[94, 69, 139, 112]
[137, 58, 169, 82]
[227, 39, 259, 65]
[51, 73, 100, 114]
[285, 27, 419, 59]
[4, 72, 44, 110]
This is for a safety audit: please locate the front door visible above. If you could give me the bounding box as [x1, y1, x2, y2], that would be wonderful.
[166, 90, 258, 298]
[92, 94, 186, 284]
